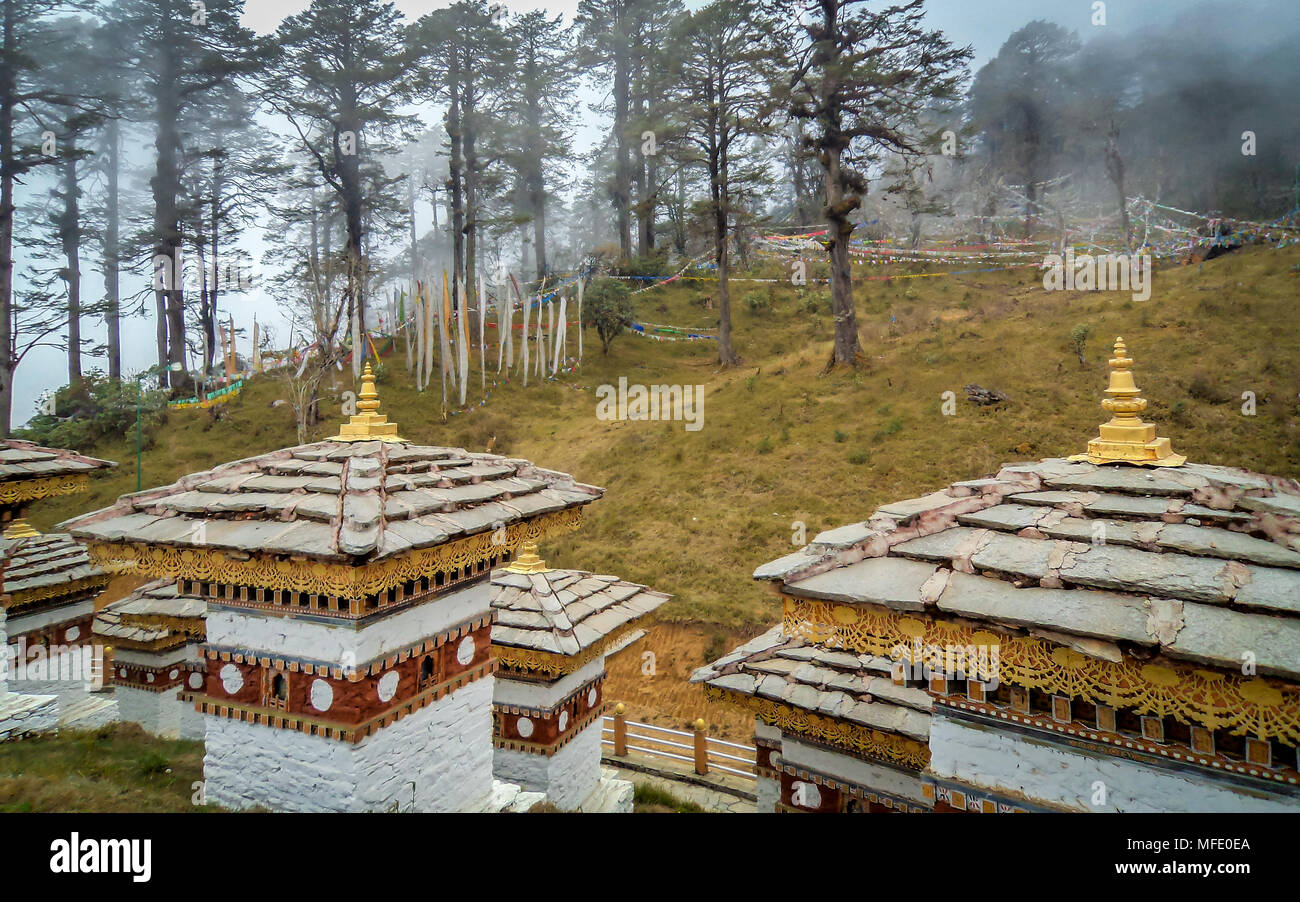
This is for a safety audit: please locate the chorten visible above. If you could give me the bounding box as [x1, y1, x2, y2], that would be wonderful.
[0, 440, 116, 739]
[490, 543, 668, 809]
[94, 579, 207, 739]
[698, 342, 1300, 812]
[63, 365, 602, 812]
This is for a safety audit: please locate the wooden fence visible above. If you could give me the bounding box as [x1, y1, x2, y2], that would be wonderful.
[601, 703, 756, 781]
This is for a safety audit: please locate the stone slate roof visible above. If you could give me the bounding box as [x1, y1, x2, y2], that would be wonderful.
[59, 441, 603, 563]
[0, 533, 105, 604]
[752, 457, 1300, 682]
[690, 626, 932, 742]
[490, 568, 669, 655]
[0, 440, 115, 483]
[93, 579, 206, 649]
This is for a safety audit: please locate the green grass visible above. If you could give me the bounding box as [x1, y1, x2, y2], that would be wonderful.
[27, 244, 1300, 631]
[0, 724, 215, 812]
[632, 782, 705, 813]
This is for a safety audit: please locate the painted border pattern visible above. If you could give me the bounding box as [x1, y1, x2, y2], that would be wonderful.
[782, 594, 1300, 743]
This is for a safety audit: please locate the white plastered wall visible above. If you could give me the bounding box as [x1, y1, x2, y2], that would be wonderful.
[203, 675, 495, 812]
[493, 717, 603, 810]
[929, 713, 1300, 813]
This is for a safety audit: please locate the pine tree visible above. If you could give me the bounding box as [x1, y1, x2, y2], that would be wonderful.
[787, 0, 969, 368]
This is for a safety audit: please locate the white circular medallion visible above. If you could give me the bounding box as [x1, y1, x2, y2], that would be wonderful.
[587, 687, 598, 707]
[65, 626, 80, 641]
[516, 716, 534, 738]
[558, 710, 569, 732]
[146, 673, 155, 683]
[220, 663, 243, 694]
[377, 671, 399, 703]
[188, 672, 203, 690]
[169, 669, 179, 680]
[310, 679, 334, 712]
[118, 668, 127, 679]
[456, 636, 476, 666]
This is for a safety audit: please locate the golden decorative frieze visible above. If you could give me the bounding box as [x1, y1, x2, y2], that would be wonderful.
[492, 620, 642, 677]
[3, 574, 109, 611]
[783, 595, 1300, 743]
[85, 507, 583, 599]
[0, 474, 90, 506]
[705, 685, 931, 771]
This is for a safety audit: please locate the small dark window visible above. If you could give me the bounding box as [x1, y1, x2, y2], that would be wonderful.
[419, 656, 435, 689]
[268, 672, 288, 710]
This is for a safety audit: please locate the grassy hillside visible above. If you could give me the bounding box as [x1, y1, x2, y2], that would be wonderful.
[31, 245, 1300, 630]
[15, 243, 1300, 741]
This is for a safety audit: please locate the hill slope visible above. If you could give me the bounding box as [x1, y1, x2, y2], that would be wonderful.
[26, 246, 1300, 735]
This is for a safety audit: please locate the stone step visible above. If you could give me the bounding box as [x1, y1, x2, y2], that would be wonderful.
[0, 692, 59, 741]
[58, 694, 119, 731]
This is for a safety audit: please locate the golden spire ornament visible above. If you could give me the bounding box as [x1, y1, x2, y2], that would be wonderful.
[505, 541, 550, 573]
[1071, 337, 1185, 467]
[330, 362, 406, 443]
[2, 518, 40, 539]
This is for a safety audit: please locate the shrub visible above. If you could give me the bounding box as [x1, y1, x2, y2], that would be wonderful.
[19, 370, 169, 450]
[756, 436, 773, 454]
[1070, 323, 1092, 365]
[584, 278, 636, 355]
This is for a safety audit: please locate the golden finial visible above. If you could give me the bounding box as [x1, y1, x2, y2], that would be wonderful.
[2, 518, 40, 539]
[330, 362, 406, 443]
[505, 541, 550, 573]
[1070, 337, 1185, 467]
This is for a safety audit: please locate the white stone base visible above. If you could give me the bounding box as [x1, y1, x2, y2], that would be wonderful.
[755, 772, 780, 812]
[782, 735, 930, 808]
[203, 676, 495, 813]
[116, 686, 203, 740]
[464, 779, 548, 812]
[0, 692, 59, 741]
[493, 717, 603, 810]
[929, 713, 1300, 813]
[578, 770, 635, 813]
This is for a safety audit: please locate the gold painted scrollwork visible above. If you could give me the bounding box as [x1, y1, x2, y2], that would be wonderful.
[783, 595, 1300, 743]
[85, 507, 583, 598]
[705, 685, 931, 771]
[0, 474, 90, 506]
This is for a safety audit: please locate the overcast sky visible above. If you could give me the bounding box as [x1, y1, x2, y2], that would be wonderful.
[10, 0, 1231, 426]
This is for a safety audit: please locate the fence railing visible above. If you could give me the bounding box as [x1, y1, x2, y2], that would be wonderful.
[601, 703, 756, 781]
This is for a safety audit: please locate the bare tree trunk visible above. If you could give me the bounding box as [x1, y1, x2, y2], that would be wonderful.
[446, 47, 466, 297]
[103, 117, 121, 382]
[463, 83, 479, 340]
[1106, 126, 1131, 253]
[59, 150, 83, 388]
[0, 0, 14, 435]
[614, 37, 632, 259]
[826, 144, 861, 367]
[711, 121, 737, 367]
